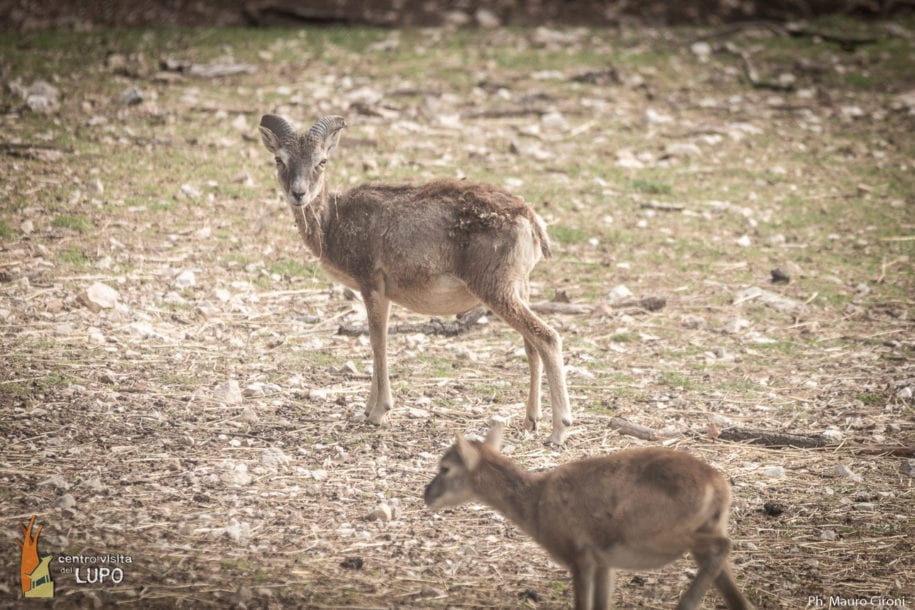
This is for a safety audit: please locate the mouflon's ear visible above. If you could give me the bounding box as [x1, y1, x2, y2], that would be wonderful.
[455, 433, 481, 470]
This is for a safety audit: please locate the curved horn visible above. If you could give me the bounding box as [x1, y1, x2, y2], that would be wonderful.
[259, 114, 296, 140]
[305, 116, 347, 145]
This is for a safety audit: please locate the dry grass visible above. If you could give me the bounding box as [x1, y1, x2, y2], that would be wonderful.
[1, 18, 913, 609]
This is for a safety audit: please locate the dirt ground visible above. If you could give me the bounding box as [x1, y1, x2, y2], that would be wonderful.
[1, 17, 913, 610]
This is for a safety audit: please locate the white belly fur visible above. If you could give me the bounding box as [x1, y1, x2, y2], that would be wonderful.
[384, 273, 480, 316]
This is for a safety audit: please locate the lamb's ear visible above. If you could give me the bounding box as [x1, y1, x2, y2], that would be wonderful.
[306, 115, 347, 158]
[484, 422, 504, 451]
[455, 434, 481, 470]
[259, 114, 295, 154]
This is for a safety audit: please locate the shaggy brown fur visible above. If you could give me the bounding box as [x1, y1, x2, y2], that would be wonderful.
[259, 115, 572, 443]
[425, 424, 753, 610]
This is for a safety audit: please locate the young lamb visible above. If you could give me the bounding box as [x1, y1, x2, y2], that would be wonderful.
[425, 423, 753, 610]
[259, 114, 572, 444]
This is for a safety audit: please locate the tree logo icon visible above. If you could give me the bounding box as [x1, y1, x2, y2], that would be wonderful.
[17, 516, 55, 598]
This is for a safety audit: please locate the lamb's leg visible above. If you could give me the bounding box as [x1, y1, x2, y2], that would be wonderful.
[714, 562, 752, 610]
[676, 534, 732, 610]
[522, 337, 542, 432]
[572, 560, 596, 610]
[361, 286, 392, 425]
[593, 567, 615, 610]
[477, 290, 571, 444]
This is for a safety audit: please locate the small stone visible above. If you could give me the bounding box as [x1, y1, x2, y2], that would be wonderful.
[853, 502, 875, 512]
[308, 388, 330, 402]
[224, 518, 252, 544]
[820, 530, 837, 541]
[664, 142, 701, 158]
[474, 8, 500, 28]
[365, 503, 393, 522]
[119, 86, 144, 105]
[39, 475, 70, 490]
[540, 110, 569, 132]
[761, 466, 785, 478]
[239, 406, 259, 424]
[607, 284, 633, 303]
[87, 177, 104, 195]
[181, 183, 201, 199]
[221, 463, 252, 486]
[56, 493, 76, 510]
[770, 268, 790, 284]
[736, 235, 752, 247]
[834, 464, 863, 483]
[691, 41, 712, 58]
[214, 380, 243, 404]
[261, 447, 291, 468]
[722, 317, 750, 334]
[174, 269, 196, 288]
[822, 428, 844, 442]
[680, 314, 706, 329]
[406, 407, 431, 419]
[78, 282, 120, 312]
[900, 459, 915, 477]
[20, 219, 34, 234]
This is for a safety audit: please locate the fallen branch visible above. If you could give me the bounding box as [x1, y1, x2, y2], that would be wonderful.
[608, 416, 830, 449]
[529, 301, 593, 315]
[530, 296, 666, 315]
[852, 445, 915, 457]
[713, 426, 827, 448]
[609, 417, 678, 441]
[338, 308, 486, 338]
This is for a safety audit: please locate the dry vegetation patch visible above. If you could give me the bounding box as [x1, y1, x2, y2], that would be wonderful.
[1, 19, 913, 609]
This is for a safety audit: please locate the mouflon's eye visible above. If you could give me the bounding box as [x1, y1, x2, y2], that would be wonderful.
[317, 158, 327, 169]
[439, 466, 450, 476]
[275, 156, 284, 168]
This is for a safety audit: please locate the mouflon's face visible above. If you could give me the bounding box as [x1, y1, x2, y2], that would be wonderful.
[424, 445, 477, 510]
[259, 114, 345, 208]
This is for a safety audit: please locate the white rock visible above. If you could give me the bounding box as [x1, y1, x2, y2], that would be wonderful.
[88, 328, 106, 345]
[365, 503, 393, 522]
[214, 380, 243, 405]
[680, 314, 706, 329]
[607, 284, 633, 303]
[834, 464, 863, 483]
[761, 466, 785, 478]
[261, 447, 291, 468]
[690, 41, 712, 58]
[224, 518, 252, 544]
[173, 269, 195, 289]
[664, 142, 701, 157]
[239, 406, 259, 424]
[308, 388, 330, 402]
[79, 281, 120, 312]
[474, 8, 500, 28]
[540, 111, 569, 132]
[736, 235, 752, 247]
[221, 462, 252, 486]
[181, 183, 201, 199]
[644, 108, 673, 124]
[822, 428, 844, 442]
[56, 493, 76, 509]
[39, 475, 70, 490]
[734, 286, 805, 315]
[407, 407, 431, 419]
[820, 529, 837, 541]
[20, 219, 34, 234]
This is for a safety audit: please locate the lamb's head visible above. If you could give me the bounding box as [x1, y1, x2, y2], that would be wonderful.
[259, 114, 346, 207]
